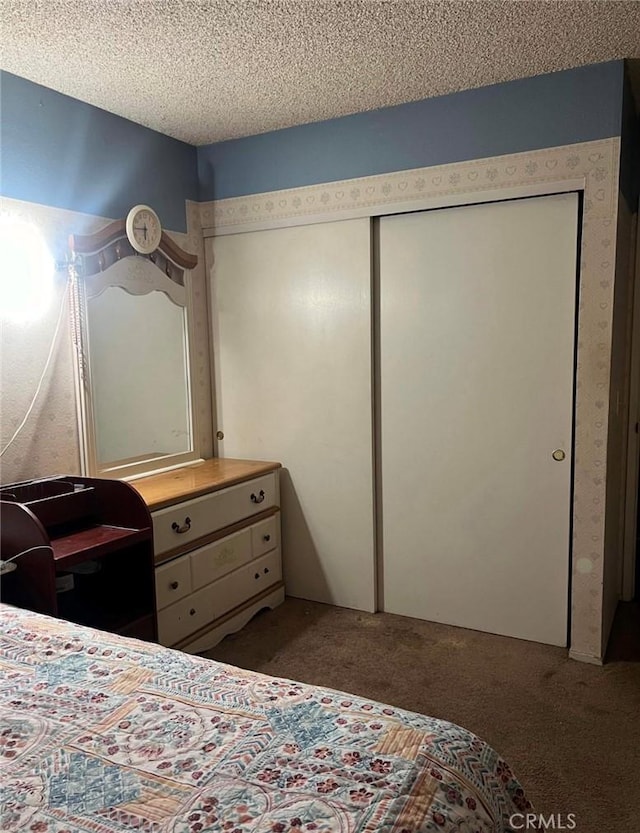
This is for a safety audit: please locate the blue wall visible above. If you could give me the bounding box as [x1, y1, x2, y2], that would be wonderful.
[0, 71, 198, 232]
[197, 61, 625, 202]
[1, 61, 631, 225]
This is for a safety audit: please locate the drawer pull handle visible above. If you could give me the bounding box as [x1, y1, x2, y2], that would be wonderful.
[251, 490, 265, 504]
[171, 517, 191, 534]
[263, 534, 271, 542]
[189, 608, 196, 616]
[170, 581, 179, 590]
[254, 572, 260, 580]
[264, 567, 269, 574]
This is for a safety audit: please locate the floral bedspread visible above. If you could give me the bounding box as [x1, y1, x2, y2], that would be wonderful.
[0, 604, 531, 832]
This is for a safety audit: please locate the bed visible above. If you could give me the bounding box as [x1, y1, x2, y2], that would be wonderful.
[0, 604, 531, 832]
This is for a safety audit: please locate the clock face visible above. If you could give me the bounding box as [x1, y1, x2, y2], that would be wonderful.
[125, 205, 162, 254]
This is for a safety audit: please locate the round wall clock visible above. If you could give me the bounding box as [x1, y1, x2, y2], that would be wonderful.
[125, 205, 162, 254]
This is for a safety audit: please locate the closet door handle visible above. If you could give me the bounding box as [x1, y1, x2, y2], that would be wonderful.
[171, 517, 191, 534]
[251, 490, 265, 504]
[170, 581, 179, 590]
[263, 534, 271, 542]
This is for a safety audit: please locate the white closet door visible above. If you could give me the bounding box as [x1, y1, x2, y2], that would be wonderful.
[380, 193, 578, 646]
[208, 219, 375, 611]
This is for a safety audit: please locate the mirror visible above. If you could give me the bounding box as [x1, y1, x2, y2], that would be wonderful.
[88, 286, 191, 463]
[71, 224, 201, 479]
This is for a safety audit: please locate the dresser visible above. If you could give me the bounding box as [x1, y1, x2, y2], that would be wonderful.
[132, 458, 284, 653]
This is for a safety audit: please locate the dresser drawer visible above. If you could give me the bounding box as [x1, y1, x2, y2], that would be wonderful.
[208, 548, 283, 622]
[159, 547, 283, 647]
[244, 548, 282, 592]
[152, 473, 277, 555]
[157, 584, 215, 646]
[190, 528, 252, 591]
[251, 515, 279, 559]
[155, 554, 192, 610]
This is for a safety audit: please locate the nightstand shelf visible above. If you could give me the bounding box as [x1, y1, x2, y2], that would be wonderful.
[50, 525, 150, 566]
[0, 476, 156, 641]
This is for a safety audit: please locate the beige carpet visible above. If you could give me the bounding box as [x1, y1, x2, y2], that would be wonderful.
[203, 597, 640, 833]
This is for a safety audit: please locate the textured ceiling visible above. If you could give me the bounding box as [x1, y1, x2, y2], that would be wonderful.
[1, 1, 639, 146]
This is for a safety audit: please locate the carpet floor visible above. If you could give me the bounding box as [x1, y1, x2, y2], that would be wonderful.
[203, 597, 640, 833]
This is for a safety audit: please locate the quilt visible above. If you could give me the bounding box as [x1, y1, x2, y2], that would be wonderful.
[0, 604, 531, 832]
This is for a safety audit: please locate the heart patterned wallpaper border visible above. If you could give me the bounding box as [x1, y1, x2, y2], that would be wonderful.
[200, 139, 617, 232]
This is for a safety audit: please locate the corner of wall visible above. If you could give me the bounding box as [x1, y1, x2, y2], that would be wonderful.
[601, 180, 637, 658]
[0, 71, 198, 234]
[620, 61, 640, 214]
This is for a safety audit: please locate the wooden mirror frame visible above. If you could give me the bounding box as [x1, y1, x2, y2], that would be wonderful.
[69, 220, 202, 480]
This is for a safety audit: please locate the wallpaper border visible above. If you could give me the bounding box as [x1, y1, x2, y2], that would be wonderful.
[201, 137, 621, 662]
[200, 139, 617, 233]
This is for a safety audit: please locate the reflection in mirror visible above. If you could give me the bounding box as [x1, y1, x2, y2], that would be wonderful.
[87, 287, 191, 465]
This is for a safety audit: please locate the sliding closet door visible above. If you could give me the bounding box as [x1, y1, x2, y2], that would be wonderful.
[380, 193, 579, 646]
[208, 219, 375, 611]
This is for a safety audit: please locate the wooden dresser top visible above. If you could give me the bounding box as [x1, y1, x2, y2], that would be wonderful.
[131, 458, 281, 511]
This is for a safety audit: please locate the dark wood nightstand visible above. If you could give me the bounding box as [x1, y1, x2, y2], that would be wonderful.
[0, 476, 156, 641]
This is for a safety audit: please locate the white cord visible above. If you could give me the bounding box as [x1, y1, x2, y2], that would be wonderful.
[1, 544, 54, 563]
[0, 544, 54, 575]
[0, 279, 70, 458]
